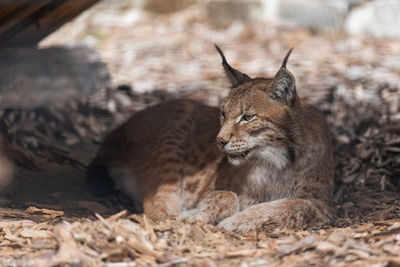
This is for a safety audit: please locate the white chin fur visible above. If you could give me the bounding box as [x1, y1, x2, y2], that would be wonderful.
[258, 146, 288, 170]
[227, 156, 244, 166]
[227, 146, 288, 169]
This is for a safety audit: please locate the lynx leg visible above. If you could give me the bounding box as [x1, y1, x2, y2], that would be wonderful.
[143, 151, 186, 220]
[108, 166, 144, 213]
[218, 198, 335, 233]
[143, 182, 182, 220]
[180, 190, 240, 225]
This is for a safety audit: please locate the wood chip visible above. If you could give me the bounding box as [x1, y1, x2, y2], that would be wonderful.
[25, 206, 64, 218]
[107, 210, 128, 221]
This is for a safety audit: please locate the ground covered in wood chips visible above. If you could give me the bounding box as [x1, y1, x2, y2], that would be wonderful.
[1, 4, 400, 266]
[1, 211, 400, 266]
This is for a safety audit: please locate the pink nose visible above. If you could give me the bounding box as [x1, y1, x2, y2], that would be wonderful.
[216, 137, 228, 148]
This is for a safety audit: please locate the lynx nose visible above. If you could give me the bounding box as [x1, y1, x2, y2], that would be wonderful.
[216, 137, 228, 148]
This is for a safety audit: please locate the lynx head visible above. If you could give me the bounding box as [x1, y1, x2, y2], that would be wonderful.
[215, 45, 300, 169]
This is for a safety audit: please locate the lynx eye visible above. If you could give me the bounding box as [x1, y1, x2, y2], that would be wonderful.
[221, 111, 225, 120]
[240, 114, 256, 123]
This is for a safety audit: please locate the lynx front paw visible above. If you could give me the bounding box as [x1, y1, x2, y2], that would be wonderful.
[218, 198, 335, 233]
[180, 208, 203, 221]
[218, 213, 262, 233]
[218, 216, 248, 232]
[181, 191, 240, 225]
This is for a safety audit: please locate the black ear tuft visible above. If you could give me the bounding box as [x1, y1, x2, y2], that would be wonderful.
[215, 44, 251, 88]
[281, 48, 293, 69]
[215, 44, 227, 64]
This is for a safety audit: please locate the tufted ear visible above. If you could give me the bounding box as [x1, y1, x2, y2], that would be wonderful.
[215, 44, 251, 88]
[270, 49, 297, 105]
[280, 48, 293, 69]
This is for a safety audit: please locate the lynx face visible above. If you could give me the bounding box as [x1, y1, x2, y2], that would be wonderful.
[215, 47, 298, 169]
[217, 85, 295, 168]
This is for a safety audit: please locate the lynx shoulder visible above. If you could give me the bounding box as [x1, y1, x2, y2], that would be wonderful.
[87, 46, 335, 233]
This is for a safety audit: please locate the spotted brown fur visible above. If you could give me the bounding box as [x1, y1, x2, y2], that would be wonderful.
[87, 46, 335, 233]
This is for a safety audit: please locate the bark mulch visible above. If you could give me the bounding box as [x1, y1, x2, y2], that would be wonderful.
[1, 5, 399, 266]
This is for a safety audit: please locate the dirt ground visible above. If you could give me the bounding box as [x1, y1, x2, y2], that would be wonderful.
[1, 4, 400, 267]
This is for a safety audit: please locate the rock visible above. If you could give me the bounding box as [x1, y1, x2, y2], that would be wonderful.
[204, 0, 349, 31]
[277, 0, 348, 32]
[345, 0, 400, 38]
[0, 45, 110, 109]
[203, 0, 400, 37]
[94, 0, 195, 17]
[204, 0, 264, 25]
[143, 0, 195, 13]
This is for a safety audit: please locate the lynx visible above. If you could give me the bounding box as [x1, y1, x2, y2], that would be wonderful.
[87, 45, 335, 233]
